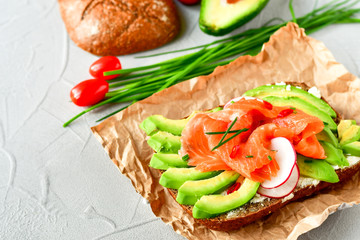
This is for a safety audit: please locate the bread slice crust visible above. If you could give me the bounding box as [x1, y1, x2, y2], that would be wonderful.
[166, 161, 360, 231]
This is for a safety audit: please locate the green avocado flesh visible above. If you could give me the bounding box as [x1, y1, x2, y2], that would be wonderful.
[140, 107, 223, 136]
[149, 153, 189, 170]
[317, 126, 340, 148]
[243, 85, 336, 118]
[262, 96, 337, 131]
[320, 141, 348, 167]
[147, 131, 181, 153]
[140, 115, 187, 136]
[192, 178, 260, 219]
[176, 171, 240, 205]
[340, 125, 360, 146]
[199, 0, 269, 36]
[342, 141, 360, 156]
[338, 120, 357, 140]
[159, 168, 220, 189]
[297, 155, 339, 183]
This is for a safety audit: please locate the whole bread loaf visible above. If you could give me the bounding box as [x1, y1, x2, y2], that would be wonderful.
[58, 0, 180, 56]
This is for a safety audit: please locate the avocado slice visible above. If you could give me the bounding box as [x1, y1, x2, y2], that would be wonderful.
[342, 141, 360, 157]
[149, 153, 189, 170]
[340, 125, 360, 146]
[297, 155, 339, 183]
[176, 171, 240, 205]
[140, 115, 187, 136]
[159, 168, 220, 189]
[192, 178, 260, 219]
[147, 131, 181, 153]
[149, 155, 171, 170]
[262, 96, 337, 131]
[319, 141, 349, 167]
[338, 120, 357, 140]
[209, 107, 223, 113]
[243, 85, 336, 118]
[140, 107, 223, 136]
[199, 0, 269, 36]
[316, 126, 340, 148]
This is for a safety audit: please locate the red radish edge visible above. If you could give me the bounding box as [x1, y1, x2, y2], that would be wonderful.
[261, 137, 297, 189]
[257, 164, 300, 199]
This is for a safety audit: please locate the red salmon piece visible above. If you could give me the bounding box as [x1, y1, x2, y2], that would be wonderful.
[180, 98, 326, 182]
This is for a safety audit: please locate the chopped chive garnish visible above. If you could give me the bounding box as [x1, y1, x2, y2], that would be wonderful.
[246, 155, 254, 158]
[212, 128, 249, 151]
[304, 160, 313, 163]
[268, 155, 272, 161]
[231, 101, 235, 104]
[182, 154, 189, 161]
[206, 130, 242, 135]
[212, 117, 238, 150]
[289, 107, 297, 114]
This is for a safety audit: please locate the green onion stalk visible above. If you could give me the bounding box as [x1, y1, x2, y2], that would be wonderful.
[63, 0, 360, 127]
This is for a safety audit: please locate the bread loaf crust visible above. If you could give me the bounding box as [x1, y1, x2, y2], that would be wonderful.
[58, 0, 180, 56]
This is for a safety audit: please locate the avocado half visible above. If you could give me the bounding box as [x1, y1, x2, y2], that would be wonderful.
[199, 0, 269, 36]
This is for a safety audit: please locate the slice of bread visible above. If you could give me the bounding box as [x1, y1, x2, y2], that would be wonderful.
[158, 82, 360, 231]
[166, 161, 360, 231]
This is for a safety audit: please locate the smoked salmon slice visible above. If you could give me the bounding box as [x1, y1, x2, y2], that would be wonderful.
[180, 98, 326, 182]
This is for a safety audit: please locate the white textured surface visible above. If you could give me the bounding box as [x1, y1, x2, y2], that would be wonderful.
[0, 0, 359, 239]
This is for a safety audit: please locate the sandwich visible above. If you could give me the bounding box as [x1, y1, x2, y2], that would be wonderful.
[139, 82, 360, 231]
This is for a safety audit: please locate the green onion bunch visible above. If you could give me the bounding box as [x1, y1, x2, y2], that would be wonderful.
[64, 0, 360, 127]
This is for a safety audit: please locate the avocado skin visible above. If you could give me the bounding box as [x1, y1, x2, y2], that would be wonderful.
[159, 168, 220, 189]
[176, 171, 240, 205]
[342, 141, 360, 157]
[192, 178, 260, 219]
[199, 0, 269, 36]
[297, 155, 339, 183]
[319, 141, 349, 167]
[263, 96, 337, 131]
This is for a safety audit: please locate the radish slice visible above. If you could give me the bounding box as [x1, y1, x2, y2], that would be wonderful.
[257, 164, 299, 198]
[224, 96, 257, 108]
[261, 137, 297, 189]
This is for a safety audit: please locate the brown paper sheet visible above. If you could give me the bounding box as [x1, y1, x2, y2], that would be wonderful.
[91, 23, 360, 240]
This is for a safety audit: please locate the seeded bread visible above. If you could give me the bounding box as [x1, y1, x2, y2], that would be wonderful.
[166, 161, 360, 231]
[58, 0, 180, 56]
[159, 82, 360, 231]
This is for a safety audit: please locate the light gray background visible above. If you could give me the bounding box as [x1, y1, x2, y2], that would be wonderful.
[1, 0, 359, 239]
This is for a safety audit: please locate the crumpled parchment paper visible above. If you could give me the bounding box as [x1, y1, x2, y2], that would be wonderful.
[91, 23, 360, 240]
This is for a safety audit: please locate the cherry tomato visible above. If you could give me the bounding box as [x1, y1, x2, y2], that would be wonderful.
[70, 79, 109, 107]
[89, 56, 122, 80]
[177, 0, 200, 5]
